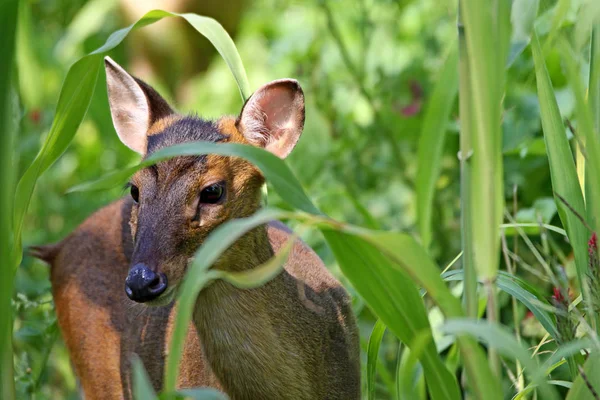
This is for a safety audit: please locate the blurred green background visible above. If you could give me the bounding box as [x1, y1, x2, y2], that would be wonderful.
[15, 0, 576, 398]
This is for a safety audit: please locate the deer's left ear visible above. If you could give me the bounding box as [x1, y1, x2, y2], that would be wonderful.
[237, 79, 305, 159]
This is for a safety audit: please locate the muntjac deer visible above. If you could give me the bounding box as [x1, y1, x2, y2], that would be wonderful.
[31, 57, 361, 399]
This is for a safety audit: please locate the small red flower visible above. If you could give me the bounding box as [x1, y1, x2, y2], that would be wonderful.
[552, 287, 564, 303]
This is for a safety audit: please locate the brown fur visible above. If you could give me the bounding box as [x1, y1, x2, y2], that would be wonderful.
[32, 71, 360, 399]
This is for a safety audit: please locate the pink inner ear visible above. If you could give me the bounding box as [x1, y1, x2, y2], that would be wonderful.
[240, 79, 305, 159]
[260, 86, 297, 135]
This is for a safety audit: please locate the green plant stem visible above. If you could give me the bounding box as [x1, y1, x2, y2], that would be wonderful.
[458, 3, 477, 321]
[484, 279, 501, 377]
[0, 1, 19, 399]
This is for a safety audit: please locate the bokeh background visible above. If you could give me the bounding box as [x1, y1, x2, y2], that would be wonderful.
[15, 0, 571, 398]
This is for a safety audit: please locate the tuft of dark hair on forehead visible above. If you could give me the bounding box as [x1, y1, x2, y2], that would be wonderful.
[146, 115, 227, 155]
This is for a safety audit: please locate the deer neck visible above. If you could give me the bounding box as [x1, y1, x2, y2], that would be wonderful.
[191, 224, 311, 398]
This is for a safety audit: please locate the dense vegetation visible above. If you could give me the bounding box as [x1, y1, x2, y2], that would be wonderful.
[2, 0, 600, 398]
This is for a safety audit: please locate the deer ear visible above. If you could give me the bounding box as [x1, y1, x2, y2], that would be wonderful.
[237, 79, 305, 159]
[104, 56, 173, 155]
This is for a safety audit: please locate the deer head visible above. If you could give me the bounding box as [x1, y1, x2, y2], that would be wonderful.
[104, 57, 305, 305]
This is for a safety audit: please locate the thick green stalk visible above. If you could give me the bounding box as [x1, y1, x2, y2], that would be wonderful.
[458, 0, 510, 377]
[0, 1, 19, 399]
[458, 6, 477, 320]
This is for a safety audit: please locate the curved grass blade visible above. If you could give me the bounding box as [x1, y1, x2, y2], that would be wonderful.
[164, 208, 285, 392]
[367, 319, 386, 400]
[132, 355, 157, 400]
[443, 269, 559, 340]
[214, 235, 295, 289]
[531, 31, 589, 289]
[12, 9, 250, 269]
[69, 142, 320, 215]
[416, 43, 458, 250]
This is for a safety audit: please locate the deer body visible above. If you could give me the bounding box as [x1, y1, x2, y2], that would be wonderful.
[32, 58, 360, 399]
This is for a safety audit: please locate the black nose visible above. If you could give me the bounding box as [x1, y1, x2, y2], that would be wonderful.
[125, 263, 167, 302]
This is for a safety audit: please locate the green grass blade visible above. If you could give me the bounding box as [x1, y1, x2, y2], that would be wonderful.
[507, 0, 540, 66]
[443, 270, 559, 340]
[179, 13, 250, 100]
[175, 388, 228, 400]
[69, 142, 320, 215]
[531, 31, 589, 288]
[131, 355, 158, 400]
[164, 208, 287, 392]
[566, 352, 600, 400]
[367, 320, 386, 400]
[214, 236, 294, 289]
[559, 38, 600, 233]
[416, 43, 458, 250]
[441, 319, 559, 400]
[12, 9, 250, 269]
[322, 230, 461, 400]
[321, 228, 500, 400]
[0, 1, 20, 398]
[12, 56, 101, 266]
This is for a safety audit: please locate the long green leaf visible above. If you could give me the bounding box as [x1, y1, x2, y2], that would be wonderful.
[322, 230, 461, 400]
[416, 43, 458, 250]
[69, 142, 320, 215]
[567, 352, 600, 400]
[11, 9, 250, 269]
[0, 1, 19, 398]
[559, 38, 600, 234]
[531, 31, 589, 289]
[367, 320, 386, 400]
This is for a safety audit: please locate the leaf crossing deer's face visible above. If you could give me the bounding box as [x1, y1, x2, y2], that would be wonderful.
[104, 57, 305, 305]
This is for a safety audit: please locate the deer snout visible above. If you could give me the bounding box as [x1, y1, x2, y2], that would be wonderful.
[125, 263, 168, 303]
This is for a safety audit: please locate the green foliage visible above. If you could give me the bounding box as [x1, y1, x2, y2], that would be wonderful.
[1, 1, 21, 399]
[6, 0, 600, 399]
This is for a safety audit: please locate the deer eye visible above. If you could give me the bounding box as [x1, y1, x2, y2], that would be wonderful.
[130, 185, 140, 203]
[200, 183, 224, 204]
